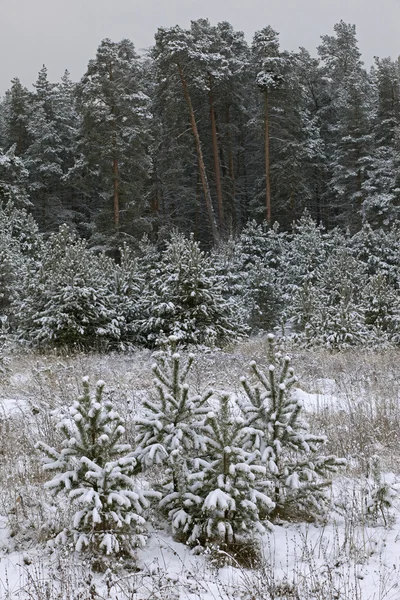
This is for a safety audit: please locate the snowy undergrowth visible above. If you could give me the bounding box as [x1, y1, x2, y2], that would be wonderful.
[0, 341, 400, 598]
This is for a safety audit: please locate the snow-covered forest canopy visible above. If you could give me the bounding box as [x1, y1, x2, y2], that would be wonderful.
[1, 19, 400, 351]
[1, 19, 399, 245]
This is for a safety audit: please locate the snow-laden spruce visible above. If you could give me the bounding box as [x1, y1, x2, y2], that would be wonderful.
[14, 225, 126, 349]
[239, 334, 345, 521]
[36, 377, 158, 558]
[213, 221, 285, 333]
[0, 201, 41, 321]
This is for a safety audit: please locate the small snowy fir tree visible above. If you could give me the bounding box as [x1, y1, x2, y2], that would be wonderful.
[362, 273, 400, 346]
[181, 394, 274, 552]
[135, 338, 213, 535]
[137, 231, 247, 347]
[0, 202, 40, 322]
[365, 456, 396, 528]
[113, 242, 143, 347]
[306, 247, 368, 349]
[213, 221, 286, 333]
[36, 378, 157, 559]
[239, 334, 345, 521]
[14, 225, 124, 349]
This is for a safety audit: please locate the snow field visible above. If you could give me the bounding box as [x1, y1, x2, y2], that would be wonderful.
[0, 343, 399, 598]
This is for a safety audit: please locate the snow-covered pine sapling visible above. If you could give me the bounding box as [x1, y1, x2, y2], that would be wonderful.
[36, 378, 158, 559]
[135, 338, 213, 473]
[239, 334, 345, 521]
[183, 394, 274, 551]
[134, 338, 213, 533]
[365, 456, 396, 528]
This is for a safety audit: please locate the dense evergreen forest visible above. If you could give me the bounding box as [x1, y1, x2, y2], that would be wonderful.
[1, 19, 400, 352]
[1, 19, 399, 248]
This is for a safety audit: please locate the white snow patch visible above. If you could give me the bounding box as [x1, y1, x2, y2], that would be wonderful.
[292, 386, 337, 412]
[0, 398, 28, 416]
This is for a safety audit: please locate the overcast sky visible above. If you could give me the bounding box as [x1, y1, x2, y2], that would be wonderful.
[1, 0, 400, 96]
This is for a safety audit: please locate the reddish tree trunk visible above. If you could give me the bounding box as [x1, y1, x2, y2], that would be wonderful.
[177, 63, 219, 245]
[265, 90, 271, 225]
[226, 104, 237, 233]
[208, 74, 224, 231]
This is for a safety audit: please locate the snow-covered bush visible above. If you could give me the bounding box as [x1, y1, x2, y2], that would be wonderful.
[239, 334, 345, 521]
[213, 221, 285, 333]
[362, 274, 400, 345]
[0, 202, 41, 321]
[282, 213, 330, 331]
[300, 247, 368, 349]
[351, 223, 400, 286]
[36, 377, 158, 560]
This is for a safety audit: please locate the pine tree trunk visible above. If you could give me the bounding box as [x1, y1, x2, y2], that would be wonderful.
[194, 173, 201, 240]
[264, 90, 272, 225]
[177, 63, 219, 245]
[226, 104, 237, 234]
[208, 74, 224, 232]
[113, 157, 119, 229]
[226, 104, 236, 197]
[109, 61, 119, 231]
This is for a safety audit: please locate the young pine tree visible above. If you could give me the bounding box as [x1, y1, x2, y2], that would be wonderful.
[181, 394, 274, 551]
[362, 273, 400, 346]
[36, 378, 158, 559]
[239, 334, 345, 521]
[307, 247, 368, 349]
[135, 339, 213, 527]
[14, 225, 124, 349]
[137, 231, 247, 347]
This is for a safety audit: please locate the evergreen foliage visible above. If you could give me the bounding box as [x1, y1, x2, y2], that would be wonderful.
[136, 338, 344, 554]
[306, 247, 368, 349]
[0, 20, 400, 240]
[135, 340, 213, 537]
[362, 274, 400, 345]
[135, 339, 213, 470]
[181, 394, 274, 548]
[75, 38, 151, 246]
[239, 334, 345, 520]
[0, 202, 41, 321]
[137, 231, 247, 347]
[36, 378, 157, 557]
[0, 145, 31, 207]
[14, 225, 125, 349]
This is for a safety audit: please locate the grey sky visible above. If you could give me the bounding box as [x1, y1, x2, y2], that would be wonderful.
[1, 0, 400, 96]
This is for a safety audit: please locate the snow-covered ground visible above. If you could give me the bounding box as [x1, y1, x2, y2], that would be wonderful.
[1, 509, 400, 599]
[0, 345, 399, 599]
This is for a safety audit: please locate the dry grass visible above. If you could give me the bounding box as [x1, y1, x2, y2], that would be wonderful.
[0, 339, 400, 598]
